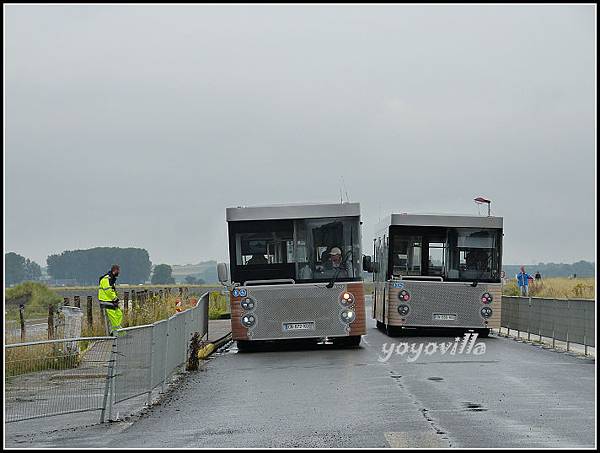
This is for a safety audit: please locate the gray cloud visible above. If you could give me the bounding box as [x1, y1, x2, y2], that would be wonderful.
[5, 5, 596, 266]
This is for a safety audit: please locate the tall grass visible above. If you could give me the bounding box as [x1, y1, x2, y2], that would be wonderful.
[503, 277, 595, 299]
[208, 291, 229, 319]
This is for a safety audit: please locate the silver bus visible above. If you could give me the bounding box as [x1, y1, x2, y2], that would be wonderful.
[217, 202, 366, 351]
[364, 213, 503, 337]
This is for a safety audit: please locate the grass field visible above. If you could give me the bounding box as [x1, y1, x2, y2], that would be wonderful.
[364, 279, 594, 299]
[502, 277, 595, 299]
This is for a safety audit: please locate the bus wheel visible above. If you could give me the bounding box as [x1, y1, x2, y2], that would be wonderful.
[336, 336, 362, 348]
[477, 329, 490, 338]
[236, 340, 256, 352]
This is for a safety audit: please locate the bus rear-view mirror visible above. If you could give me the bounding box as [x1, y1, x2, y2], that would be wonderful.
[217, 262, 230, 285]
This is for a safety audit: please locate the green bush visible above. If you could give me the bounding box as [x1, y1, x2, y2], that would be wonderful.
[5, 282, 62, 319]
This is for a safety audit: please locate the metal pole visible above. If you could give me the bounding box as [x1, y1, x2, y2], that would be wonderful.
[100, 339, 117, 423]
[527, 297, 531, 342]
[147, 325, 154, 405]
[552, 298, 556, 349]
[162, 317, 170, 393]
[566, 299, 570, 352]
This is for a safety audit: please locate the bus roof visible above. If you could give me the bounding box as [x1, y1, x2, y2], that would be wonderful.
[377, 213, 503, 232]
[226, 202, 360, 222]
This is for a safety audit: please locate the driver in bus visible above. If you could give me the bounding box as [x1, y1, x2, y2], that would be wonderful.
[326, 247, 349, 279]
[247, 254, 268, 265]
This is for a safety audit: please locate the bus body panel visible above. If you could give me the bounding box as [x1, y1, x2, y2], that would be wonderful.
[374, 280, 501, 329]
[231, 282, 366, 341]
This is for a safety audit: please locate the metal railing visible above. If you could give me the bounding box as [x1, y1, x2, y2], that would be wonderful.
[4, 336, 115, 423]
[5, 293, 209, 424]
[500, 296, 595, 353]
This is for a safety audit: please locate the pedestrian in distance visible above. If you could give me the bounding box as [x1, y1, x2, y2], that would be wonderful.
[516, 266, 532, 297]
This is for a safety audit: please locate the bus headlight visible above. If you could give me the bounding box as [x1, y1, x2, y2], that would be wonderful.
[341, 309, 356, 323]
[481, 292, 493, 304]
[398, 290, 411, 302]
[241, 297, 255, 311]
[339, 292, 355, 307]
[241, 314, 256, 328]
[397, 304, 410, 316]
[480, 307, 493, 319]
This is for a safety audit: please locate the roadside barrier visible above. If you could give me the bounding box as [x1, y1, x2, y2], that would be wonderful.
[500, 296, 595, 354]
[5, 293, 210, 423]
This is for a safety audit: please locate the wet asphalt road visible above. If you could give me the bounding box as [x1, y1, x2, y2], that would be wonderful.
[7, 299, 595, 448]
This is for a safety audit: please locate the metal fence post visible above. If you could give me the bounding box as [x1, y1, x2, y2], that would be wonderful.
[162, 317, 170, 393]
[527, 297, 531, 341]
[101, 339, 117, 423]
[552, 299, 556, 349]
[566, 299, 570, 352]
[147, 324, 155, 405]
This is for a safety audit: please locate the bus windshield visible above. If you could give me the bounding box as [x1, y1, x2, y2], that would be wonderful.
[389, 226, 502, 282]
[229, 217, 361, 284]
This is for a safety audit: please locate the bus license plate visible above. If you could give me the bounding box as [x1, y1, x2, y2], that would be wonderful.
[283, 322, 315, 332]
[433, 314, 457, 321]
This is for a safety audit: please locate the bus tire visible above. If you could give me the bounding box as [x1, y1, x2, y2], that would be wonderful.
[477, 329, 490, 338]
[336, 336, 362, 348]
[236, 340, 256, 352]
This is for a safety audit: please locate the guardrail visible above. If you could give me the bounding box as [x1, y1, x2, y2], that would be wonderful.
[500, 296, 595, 353]
[5, 293, 209, 424]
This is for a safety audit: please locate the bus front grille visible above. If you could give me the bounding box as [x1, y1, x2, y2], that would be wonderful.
[244, 284, 351, 340]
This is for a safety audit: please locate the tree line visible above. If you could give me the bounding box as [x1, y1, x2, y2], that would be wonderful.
[5, 248, 186, 286]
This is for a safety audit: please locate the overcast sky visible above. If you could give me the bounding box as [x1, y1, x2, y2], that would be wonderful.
[4, 4, 596, 267]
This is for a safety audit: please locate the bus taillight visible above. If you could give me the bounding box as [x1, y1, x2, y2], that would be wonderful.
[341, 309, 356, 323]
[241, 297, 255, 311]
[398, 290, 410, 302]
[481, 293, 493, 304]
[339, 292, 355, 307]
[241, 314, 256, 327]
[398, 304, 410, 316]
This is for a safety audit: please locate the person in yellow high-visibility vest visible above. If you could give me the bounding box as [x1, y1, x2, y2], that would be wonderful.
[98, 264, 123, 334]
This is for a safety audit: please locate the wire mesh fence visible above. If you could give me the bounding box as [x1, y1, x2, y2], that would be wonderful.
[4, 337, 115, 423]
[5, 293, 210, 424]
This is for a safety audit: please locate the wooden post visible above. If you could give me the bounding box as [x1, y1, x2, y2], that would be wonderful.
[124, 291, 129, 316]
[48, 304, 55, 340]
[87, 296, 93, 328]
[74, 295, 81, 308]
[19, 304, 26, 342]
